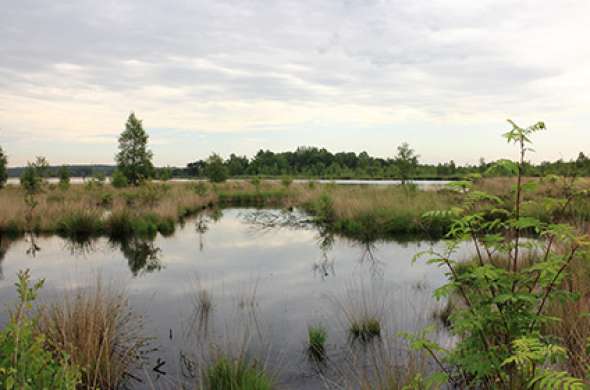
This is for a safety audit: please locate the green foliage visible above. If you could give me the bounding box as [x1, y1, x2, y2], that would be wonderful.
[250, 176, 261, 191]
[202, 355, 272, 390]
[313, 193, 335, 223]
[204, 154, 229, 183]
[157, 166, 173, 181]
[111, 169, 128, 188]
[308, 324, 327, 357]
[409, 120, 590, 388]
[394, 142, 419, 185]
[56, 210, 104, 238]
[85, 171, 106, 190]
[0, 146, 7, 188]
[20, 157, 49, 194]
[58, 165, 70, 190]
[116, 113, 154, 186]
[0, 270, 81, 389]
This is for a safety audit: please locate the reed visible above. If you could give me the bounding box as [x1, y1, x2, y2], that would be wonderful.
[37, 277, 150, 389]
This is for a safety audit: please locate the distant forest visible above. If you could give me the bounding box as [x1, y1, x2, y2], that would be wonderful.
[7, 146, 590, 179]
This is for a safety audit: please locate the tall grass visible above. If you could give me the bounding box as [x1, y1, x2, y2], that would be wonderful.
[37, 277, 150, 389]
[1, 178, 588, 239]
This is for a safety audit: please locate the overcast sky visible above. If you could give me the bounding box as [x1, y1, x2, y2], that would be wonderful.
[1, 0, 589, 166]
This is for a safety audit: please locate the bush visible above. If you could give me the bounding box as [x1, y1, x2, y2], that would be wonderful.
[204, 154, 229, 183]
[0, 270, 81, 389]
[111, 169, 128, 188]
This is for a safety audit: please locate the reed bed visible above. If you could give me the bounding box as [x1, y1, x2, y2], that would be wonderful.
[1, 177, 589, 240]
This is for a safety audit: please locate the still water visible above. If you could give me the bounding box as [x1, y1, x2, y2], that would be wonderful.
[0, 209, 457, 389]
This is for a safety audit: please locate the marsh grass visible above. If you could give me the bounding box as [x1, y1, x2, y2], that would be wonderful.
[202, 354, 272, 390]
[2, 178, 588, 240]
[331, 280, 386, 343]
[37, 277, 151, 389]
[307, 324, 328, 360]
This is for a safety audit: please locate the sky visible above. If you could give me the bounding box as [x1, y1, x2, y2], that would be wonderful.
[1, 0, 589, 167]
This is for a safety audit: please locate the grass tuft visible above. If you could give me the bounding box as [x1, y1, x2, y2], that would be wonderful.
[37, 277, 150, 389]
[202, 355, 272, 390]
[307, 324, 328, 360]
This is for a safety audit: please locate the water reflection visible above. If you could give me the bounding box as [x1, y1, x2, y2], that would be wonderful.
[25, 232, 41, 257]
[114, 238, 163, 276]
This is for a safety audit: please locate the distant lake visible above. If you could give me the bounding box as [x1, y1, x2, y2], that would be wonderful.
[6, 177, 452, 188]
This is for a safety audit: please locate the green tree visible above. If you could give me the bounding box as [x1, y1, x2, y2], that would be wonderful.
[0, 146, 7, 189]
[204, 154, 229, 183]
[20, 157, 49, 194]
[58, 165, 70, 190]
[394, 142, 419, 184]
[115, 113, 154, 186]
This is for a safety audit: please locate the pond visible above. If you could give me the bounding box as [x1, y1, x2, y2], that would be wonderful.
[0, 208, 462, 389]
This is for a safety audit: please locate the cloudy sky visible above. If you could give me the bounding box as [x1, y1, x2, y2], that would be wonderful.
[1, 0, 589, 167]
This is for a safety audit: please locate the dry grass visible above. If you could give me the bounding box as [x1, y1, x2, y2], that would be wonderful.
[545, 256, 590, 377]
[37, 277, 150, 389]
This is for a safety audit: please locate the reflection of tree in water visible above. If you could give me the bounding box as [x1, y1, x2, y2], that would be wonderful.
[25, 232, 41, 257]
[313, 228, 336, 279]
[0, 236, 11, 280]
[195, 214, 209, 252]
[115, 238, 163, 276]
[357, 239, 384, 276]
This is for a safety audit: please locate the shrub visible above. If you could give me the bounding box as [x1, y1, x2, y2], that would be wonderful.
[111, 169, 128, 188]
[410, 120, 590, 387]
[58, 165, 70, 190]
[0, 270, 81, 389]
[204, 154, 229, 183]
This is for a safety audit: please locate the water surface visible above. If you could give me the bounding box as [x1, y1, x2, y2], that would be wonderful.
[0, 208, 456, 389]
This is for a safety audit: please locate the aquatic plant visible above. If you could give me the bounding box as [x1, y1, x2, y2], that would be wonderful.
[349, 317, 381, 341]
[307, 324, 327, 359]
[201, 355, 272, 390]
[37, 276, 150, 389]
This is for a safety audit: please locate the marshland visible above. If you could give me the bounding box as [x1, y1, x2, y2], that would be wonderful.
[3, 3, 590, 388]
[2, 117, 590, 389]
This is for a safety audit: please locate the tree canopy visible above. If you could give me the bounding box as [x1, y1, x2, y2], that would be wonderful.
[115, 113, 153, 186]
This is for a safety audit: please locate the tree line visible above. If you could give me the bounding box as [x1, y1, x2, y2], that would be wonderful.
[1, 113, 590, 188]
